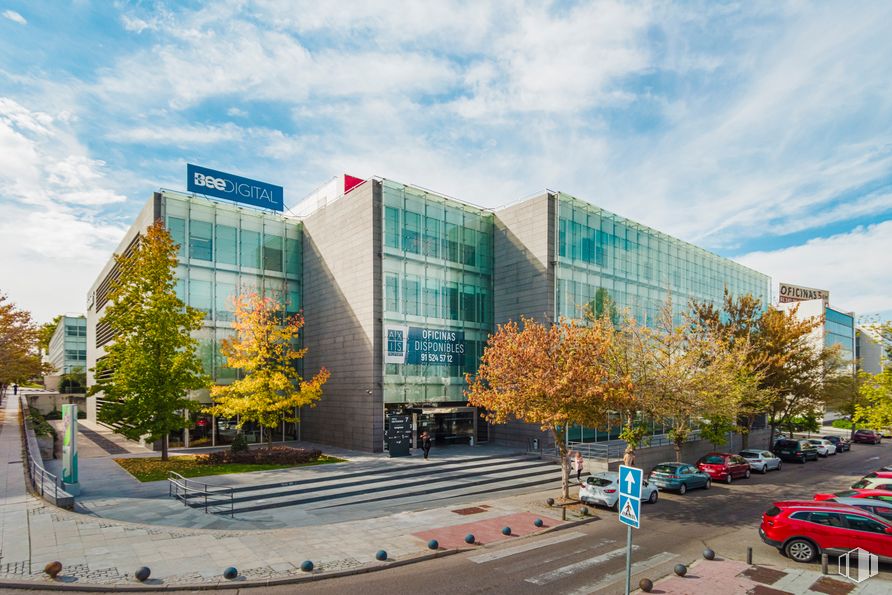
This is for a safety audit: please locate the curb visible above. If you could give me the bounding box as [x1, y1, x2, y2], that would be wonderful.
[0, 512, 593, 591]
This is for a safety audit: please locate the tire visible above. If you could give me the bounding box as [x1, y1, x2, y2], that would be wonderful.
[744, 469, 751, 479]
[776, 462, 782, 471]
[760, 465, 768, 474]
[726, 474, 733, 484]
[785, 539, 818, 563]
[649, 490, 658, 504]
[613, 499, 620, 512]
[799, 456, 806, 464]
[678, 483, 687, 495]
[704, 478, 711, 490]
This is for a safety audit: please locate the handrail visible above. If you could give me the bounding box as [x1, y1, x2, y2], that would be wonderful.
[167, 471, 234, 517]
[19, 395, 72, 506]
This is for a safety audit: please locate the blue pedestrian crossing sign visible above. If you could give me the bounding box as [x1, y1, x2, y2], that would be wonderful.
[619, 465, 643, 500]
[618, 494, 641, 529]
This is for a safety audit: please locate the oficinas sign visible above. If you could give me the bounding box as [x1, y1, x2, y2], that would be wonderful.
[778, 283, 830, 303]
[385, 325, 465, 366]
[187, 164, 284, 211]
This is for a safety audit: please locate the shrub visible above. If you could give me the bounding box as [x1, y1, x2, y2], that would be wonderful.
[199, 447, 322, 466]
[27, 407, 56, 439]
[230, 432, 249, 453]
[831, 419, 853, 429]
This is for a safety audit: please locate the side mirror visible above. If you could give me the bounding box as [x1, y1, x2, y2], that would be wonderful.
[885, 527, 892, 535]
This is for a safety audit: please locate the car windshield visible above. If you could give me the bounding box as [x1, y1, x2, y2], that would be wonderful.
[853, 480, 870, 489]
[775, 440, 794, 447]
[740, 452, 759, 458]
[702, 455, 725, 464]
[808, 440, 821, 444]
[585, 477, 613, 487]
[653, 464, 679, 474]
[835, 490, 859, 497]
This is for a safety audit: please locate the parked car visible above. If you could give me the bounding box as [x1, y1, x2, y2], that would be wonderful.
[760, 500, 892, 563]
[851, 476, 892, 491]
[772, 438, 819, 463]
[648, 462, 712, 494]
[739, 450, 782, 473]
[579, 471, 659, 510]
[813, 489, 892, 502]
[822, 435, 850, 452]
[818, 497, 892, 521]
[853, 429, 882, 444]
[697, 452, 751, 484]
[807, 438, 837, 457]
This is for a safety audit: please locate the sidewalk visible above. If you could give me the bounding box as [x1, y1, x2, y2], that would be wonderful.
[0, 390, 572, 589]
[641, 558, 892, 594]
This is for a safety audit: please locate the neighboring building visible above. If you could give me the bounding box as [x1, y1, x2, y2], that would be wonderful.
[86, 190, 301, 447]
[43, 315, 87, 391]
[87, 174, 771, 453]
[857, 325, 888, 375]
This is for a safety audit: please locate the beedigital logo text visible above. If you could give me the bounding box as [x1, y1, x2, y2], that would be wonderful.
[187, 164, 284, 211]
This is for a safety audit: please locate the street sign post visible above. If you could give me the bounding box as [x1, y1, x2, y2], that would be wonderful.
[618, 465, 643, 595]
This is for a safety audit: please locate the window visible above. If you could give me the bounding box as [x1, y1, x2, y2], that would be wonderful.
[385, 274, 400, 313]
[805, 512, 843, 527]
[263, 234, 283, 272]
[384, 207, 400, 249]
[240, 230, 261, 268]
[189, 279, 212, 318]
[404, 277, 420, 316]
[189, 220, 213, 261]
[285, 238, 300, 276]
[844, 514, 886, 533]
[403, 211, 421, 254]
[215, 225, 237, 265]
[168, 217, 186, 257]
[215, 282, 236, 322]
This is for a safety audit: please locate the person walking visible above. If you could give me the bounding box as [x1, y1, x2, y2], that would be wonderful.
[421, 431, 432, 460]
[622, 448, 635, 467]
[573, 450, 584, 483]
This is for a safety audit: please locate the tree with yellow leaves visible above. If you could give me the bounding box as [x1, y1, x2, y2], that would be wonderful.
[465, 316, 630, 498]
[206, 292, 329, 448]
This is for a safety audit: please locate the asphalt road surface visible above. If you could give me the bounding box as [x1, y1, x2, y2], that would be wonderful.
[18, 440, 892, 594]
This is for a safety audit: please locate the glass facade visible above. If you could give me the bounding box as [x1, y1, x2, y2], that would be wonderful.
[825, 306, 855, 364]
[48, 316, 87, 374]
[163, 192, 302, 387]
[381, 180, 493, 404]
[555, 193, 770, 324]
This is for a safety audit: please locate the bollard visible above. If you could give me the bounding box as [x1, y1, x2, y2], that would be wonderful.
[562, 507, 567, 521]
[134, 567, 151, 582]
[746, 547, 753, 565]
[821, 553, 828, 575]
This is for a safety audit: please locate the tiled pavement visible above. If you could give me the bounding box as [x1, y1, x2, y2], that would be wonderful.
[2, 390, 571, 588]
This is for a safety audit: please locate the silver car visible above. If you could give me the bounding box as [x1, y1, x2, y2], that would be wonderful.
[807, 438, 837, 457]
[579, 472, 659, 510]
[739, 449, 782, 473]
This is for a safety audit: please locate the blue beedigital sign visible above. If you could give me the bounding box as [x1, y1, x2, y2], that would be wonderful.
[187, 164, 284, 211]
[384, 325, 465, 366]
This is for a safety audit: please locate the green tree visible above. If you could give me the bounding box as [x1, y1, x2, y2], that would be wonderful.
[698, 416, 736, 449]
[37, 314, 63, 353]
[0, 292, 45, 394]
[59, 367, 87, 394]
[206, 292, 330, 448]
[89, 221, 209, 461]
[854, 368, 892, 431]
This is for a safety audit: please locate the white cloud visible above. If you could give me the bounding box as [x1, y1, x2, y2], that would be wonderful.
[2, 10, 26, 25]
[114, 123, 243, 145]
[226, 107, 247, 117]
[735, 221, 892, 314]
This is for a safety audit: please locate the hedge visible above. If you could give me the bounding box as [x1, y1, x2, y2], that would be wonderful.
[199, 446, 322, 466]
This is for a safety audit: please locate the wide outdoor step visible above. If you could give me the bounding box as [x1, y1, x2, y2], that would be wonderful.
[215, 457, 562, 515]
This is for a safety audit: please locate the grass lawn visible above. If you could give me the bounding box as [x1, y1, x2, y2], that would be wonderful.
[114, 454, 346, 482]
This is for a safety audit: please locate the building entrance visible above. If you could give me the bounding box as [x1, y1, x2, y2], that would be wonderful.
[412, 406, 477, 447]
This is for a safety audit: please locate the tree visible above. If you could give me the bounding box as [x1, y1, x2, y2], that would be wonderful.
[59, 367, 87, 394]
[205, 292, 330, 448]
[37, 314, 63, 353]
[698, 416, 736, 449]
[854, 368, 892, 432]
[466, 316, 630, 498]
[89, 221, 209, 461]
[0, 293, 46, 394]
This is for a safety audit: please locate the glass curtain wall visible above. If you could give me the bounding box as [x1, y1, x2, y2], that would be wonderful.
[381, 180, 493, 404]
[553, 192, 771, 443]
[825, 307, 855, 366]
[163, 192, 302, 444]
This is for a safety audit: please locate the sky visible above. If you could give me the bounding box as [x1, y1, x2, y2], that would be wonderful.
[1, 1, 891, 324]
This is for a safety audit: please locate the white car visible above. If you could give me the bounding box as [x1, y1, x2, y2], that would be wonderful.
[807, 438, 836, 457]
[579, 471, 659, 510]
[739, 449, 782, 473]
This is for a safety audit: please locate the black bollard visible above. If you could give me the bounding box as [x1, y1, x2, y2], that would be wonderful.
[821, 553, 828, 575]
[747, 547, 753, 565]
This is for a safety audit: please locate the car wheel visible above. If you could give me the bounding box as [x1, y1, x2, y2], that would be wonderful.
[800, 456, 806, 464]
[649, 490, 658, 504]
[704, 478, 711, 490]
[760, 465, 768, 474]
[678, 483, 687, 495]
[785, 539, 818, 563]
[744, 469, 751, 479]
[776, 462, 782, 471]
[726, 474, 733, 484]
[613, 499, 620, 512]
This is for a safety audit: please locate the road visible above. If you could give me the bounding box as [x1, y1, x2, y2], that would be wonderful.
[17, 441, 892, 594]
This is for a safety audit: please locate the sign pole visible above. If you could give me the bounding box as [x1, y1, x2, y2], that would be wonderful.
[624, 524, 632, 595]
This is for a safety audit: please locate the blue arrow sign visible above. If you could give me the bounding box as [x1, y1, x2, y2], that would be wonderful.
[618, 494, 640, 529]
[619, 465, 643, 500]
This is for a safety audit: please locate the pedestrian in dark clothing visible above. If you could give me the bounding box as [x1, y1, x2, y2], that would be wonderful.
[12, 383, 18, 395]
[421, 431, 432, 460]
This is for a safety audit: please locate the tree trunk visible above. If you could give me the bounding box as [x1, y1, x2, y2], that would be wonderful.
[266, 424, 273, 450]
[673, 440, 683, 463]
[767, 423, 777, 450]
[552, 426, 570, 499]
[161, 433, 169, 462]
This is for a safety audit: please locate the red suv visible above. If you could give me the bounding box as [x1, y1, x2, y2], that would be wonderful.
[697, 452, 751, 484]
[760, 501, 892, 563]
[853, 429, 882, 444]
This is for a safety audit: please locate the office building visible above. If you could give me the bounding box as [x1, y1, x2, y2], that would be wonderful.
[43, 315, 87, 391]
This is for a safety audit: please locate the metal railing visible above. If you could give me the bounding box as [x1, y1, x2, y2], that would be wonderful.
[19, 395, 72, 506]
[168, 471, 234, 517]
[561, 429, 705, 462]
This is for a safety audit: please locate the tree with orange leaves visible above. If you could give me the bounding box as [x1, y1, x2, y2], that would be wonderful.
[465, 316, 630, 498]
[206, 292, 329, 448]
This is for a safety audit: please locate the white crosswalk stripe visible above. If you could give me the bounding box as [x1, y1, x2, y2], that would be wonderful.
[525, 544, 640, 585]
[468, 532, 595, 564]
[562, 551, 678, 595]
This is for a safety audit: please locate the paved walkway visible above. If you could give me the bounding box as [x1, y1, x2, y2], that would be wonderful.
[0, 389, 573, 588]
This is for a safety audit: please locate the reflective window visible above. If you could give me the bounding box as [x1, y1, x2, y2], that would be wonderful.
[168, 217, 186, 258]
[189, 220, 213, 261]
[240, 230, 261, 268]
[215, 225, 237, 265]
[263, 234, 283, 272]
